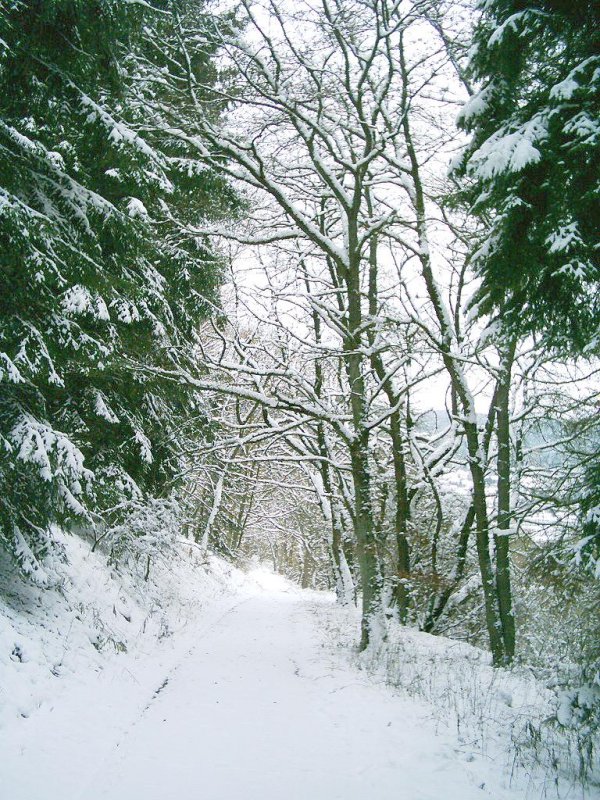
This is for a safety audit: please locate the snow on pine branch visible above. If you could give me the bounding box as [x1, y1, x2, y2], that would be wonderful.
[10, 416, 93, 517]
[467, 115, 548, 179]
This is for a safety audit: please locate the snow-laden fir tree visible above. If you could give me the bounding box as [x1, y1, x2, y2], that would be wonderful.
[456, 0, 600, 581]
[456, 0, 599, 349]
[0, 0, 236, 581]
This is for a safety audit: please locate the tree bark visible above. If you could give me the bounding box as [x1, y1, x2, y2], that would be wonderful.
[366, 229, 411, 622]
[495, 339, 517, 663]
[346, 217, 383, 649]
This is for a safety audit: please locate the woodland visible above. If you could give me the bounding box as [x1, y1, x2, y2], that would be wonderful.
[0, 0, 599, 790]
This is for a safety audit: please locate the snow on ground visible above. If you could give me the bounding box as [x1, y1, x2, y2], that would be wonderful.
[0, 537, 597, 800]
[0, 530, 239, 722]
[0, 531, 244, 797]
[321, 605, 600, 800]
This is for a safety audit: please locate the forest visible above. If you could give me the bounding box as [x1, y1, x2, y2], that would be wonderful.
[0, 0, 599, 797]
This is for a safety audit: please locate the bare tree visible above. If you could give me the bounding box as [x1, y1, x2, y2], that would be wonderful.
[135, 0, 534, 660]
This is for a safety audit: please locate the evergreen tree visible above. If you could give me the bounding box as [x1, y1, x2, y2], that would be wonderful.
[456, 0, 599, 350]
[0, 0, 234, 580]
[457, 1, 599, 579]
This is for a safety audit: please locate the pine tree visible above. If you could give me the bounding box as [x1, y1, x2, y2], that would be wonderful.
[456, 1, 599, 582]
[456, 0, 599, 350]
[0, 0, 234, 580]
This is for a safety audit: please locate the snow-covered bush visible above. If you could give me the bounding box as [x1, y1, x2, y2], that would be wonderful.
[98, 497, 184, 582]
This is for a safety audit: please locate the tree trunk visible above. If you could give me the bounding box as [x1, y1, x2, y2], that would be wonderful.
[423, 504, 475, 632]
[350, 433, 383, 649]
[495, 340, 517, 663]
[465, 422, 507, 666]
[398, 32, 506, 664]
[331, 517, 356, 605]
[346, 228, 383, 649]
[366, 229, 411, 621]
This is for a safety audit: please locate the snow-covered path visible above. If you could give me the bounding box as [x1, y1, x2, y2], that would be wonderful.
[3, 576, 528, 800]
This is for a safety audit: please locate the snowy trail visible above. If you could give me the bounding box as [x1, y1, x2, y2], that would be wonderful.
[85, 586, 518, 800]
[3, 576, 527, 800]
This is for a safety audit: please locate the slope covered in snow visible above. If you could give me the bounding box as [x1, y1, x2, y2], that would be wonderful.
[1, 535, 598, 799]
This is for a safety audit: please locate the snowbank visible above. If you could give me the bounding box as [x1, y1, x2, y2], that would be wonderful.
[314, 603, 600, 799]
[0, 529, 243, 726]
